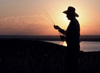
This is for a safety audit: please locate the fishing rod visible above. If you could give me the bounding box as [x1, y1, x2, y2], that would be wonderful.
[43, 10, 61, 35]
[43, 10, 65, 41]
[43, 10, 55, 25]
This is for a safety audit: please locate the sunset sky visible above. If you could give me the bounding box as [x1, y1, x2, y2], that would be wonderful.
[0, 0, 100, 35]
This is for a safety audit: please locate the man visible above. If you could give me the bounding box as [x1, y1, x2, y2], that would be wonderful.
[54, 6, 80, 73]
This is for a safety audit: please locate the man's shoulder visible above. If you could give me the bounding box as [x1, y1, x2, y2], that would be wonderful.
[71, 19, 79, 26]
[71, 19, 78, 23]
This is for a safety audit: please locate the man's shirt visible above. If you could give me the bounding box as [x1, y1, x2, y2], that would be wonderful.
[66, 18, 80, 45]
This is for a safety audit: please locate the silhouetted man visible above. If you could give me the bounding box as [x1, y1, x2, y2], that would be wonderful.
[54, 6, 80, 73]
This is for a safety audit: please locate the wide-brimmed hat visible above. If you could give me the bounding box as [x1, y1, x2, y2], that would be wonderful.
[63, 6, 79, 17]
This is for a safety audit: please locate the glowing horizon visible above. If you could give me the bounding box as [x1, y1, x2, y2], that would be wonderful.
[0, 0, 100, 35]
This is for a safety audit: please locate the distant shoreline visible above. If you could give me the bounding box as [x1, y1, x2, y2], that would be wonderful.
[0, 35, 100, 41]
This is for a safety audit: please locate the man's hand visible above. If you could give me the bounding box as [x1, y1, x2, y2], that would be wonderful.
[54, 25, 60, 30]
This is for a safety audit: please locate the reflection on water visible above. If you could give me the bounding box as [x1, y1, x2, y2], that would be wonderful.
[47, 41, 66, 46]
[80, 42, 100, 52]
[46, 41, 100, 52]
[62, 41, 67, 46]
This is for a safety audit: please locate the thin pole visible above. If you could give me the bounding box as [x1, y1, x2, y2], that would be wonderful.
[43, 10, 55, 25]
[43, 10, 63, 39]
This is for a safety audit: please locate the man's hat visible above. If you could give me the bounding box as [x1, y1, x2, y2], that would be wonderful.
[63, 6, 79, 17]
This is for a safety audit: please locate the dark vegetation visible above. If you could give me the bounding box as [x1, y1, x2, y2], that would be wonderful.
[0, 39, 100, 73]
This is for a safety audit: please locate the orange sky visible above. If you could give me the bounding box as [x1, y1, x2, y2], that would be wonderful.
[0, 0, 100, 35]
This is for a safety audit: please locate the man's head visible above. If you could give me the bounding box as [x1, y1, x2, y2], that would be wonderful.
[63, 6, 79, 20]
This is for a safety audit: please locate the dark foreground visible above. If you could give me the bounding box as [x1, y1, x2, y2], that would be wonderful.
[0, 39, 100, 73]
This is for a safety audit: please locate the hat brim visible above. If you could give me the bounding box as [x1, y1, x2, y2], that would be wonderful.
[63, 10, 79, 17]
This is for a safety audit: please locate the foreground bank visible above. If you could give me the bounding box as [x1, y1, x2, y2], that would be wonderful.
[0, 39, 100, 73]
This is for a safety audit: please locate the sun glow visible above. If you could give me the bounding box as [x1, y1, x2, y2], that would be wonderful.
[0, 0, 100, 35]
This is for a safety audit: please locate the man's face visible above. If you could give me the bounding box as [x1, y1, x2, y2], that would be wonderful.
[66, 14, 71, 20]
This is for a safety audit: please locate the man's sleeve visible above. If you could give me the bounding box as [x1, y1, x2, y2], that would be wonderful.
[58, 28, 66, 35]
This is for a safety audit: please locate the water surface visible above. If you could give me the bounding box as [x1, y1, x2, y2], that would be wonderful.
[47, 41, 100, 52]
